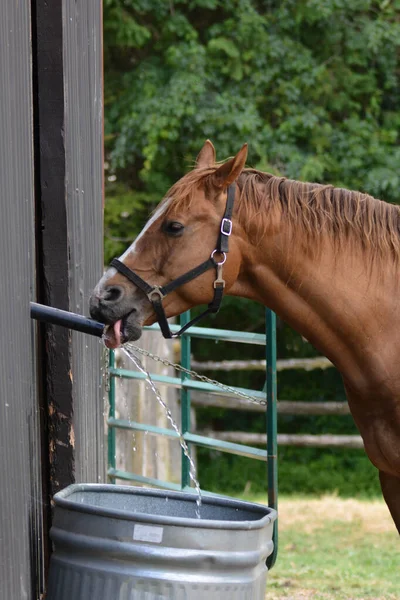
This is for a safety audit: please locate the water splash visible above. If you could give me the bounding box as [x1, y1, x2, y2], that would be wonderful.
[122, 345, 202, 518]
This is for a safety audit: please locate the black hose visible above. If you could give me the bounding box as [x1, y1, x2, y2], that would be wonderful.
[30, 302, 105, 338]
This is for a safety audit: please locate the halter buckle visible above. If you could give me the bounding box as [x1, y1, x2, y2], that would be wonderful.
[147, 287, 165, 302]
[221, 218, 232, 236]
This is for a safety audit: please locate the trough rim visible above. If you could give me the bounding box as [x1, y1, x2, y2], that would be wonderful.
[53, 483, 277, 531]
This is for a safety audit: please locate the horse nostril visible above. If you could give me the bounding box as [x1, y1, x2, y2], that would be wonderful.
[103, 285, 124, 304]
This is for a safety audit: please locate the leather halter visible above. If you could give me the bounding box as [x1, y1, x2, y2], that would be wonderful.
[110, 183, 236, 339]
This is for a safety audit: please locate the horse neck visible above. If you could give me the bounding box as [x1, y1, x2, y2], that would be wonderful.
[233, 212, 400, 391]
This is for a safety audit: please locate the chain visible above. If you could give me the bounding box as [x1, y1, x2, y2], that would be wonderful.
[125, 343, 267, 406]
[104, 347, 110, 393]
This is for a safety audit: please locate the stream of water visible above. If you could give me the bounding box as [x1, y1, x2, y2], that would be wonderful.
[121, 345, 202, 518]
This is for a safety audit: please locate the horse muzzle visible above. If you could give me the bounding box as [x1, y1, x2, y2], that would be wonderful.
[103, 311, 143, 348]
[89, 286, 146, 348]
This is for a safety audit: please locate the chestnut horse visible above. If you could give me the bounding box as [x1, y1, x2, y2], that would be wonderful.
[91, 140, 400, 532]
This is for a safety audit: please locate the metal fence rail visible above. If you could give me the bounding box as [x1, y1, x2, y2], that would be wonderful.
[107, 309, 278, 569]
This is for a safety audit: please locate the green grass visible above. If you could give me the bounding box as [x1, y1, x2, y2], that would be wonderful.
[240, 494, 399, 600]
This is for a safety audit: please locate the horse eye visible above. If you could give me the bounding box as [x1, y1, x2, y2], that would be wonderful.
[163, 221, 185, 236]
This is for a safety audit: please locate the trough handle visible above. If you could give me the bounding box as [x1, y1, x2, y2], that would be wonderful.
[30, 302, 105, 338]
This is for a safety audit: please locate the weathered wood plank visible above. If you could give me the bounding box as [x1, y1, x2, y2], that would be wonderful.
[0, 1, 43, 597]
[198, 431, 364, 449]
[33, 0, 104, 495]
[34, 0, 74, 497]
[63, 0, 105, 485]
[114, 332, 182, 485]
[191, 393, 350, 415]
[191, 356, 334, 372]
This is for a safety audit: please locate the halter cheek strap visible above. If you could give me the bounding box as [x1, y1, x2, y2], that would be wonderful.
[110, 183, 236, 339]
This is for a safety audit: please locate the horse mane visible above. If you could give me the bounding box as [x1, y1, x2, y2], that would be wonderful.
[163, 165, 400, 260]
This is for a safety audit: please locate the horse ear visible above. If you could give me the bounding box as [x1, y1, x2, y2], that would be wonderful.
[196, 140, 216, 168]
[212, 144, 248, 188]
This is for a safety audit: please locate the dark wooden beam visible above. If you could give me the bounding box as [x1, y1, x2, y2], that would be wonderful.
[33, 0, 75, 497]
[33, 0, 104, 499]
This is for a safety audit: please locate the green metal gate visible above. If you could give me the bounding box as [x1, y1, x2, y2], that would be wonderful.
[107, 309, 278, 568]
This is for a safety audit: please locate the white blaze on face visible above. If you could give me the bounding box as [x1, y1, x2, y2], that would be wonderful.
[95, 199, 171, 291]
[119, 198, 171, 260]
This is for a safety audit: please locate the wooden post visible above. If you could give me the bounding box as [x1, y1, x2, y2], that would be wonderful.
[115, 332, 182, 484]
[32, 0, 104, 498]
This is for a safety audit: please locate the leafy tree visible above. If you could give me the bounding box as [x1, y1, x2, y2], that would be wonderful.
[104, 0, 400, 261]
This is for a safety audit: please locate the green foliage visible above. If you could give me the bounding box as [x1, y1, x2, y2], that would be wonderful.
[104, 1, 400, 242]
[197, 447, 382, 497]
[103, 182, 160, 262]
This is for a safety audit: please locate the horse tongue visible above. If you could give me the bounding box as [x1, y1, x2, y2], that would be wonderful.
[104, 319, 122, 349]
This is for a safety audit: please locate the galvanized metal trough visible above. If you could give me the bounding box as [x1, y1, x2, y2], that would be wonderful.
[47, 484, 277, 599]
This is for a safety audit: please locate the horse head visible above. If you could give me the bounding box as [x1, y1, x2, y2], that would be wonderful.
[90, 141, 248, 347]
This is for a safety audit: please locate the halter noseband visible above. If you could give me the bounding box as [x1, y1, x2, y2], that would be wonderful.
[110, 183, 236, 339]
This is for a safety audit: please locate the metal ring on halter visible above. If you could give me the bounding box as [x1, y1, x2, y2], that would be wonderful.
[211, 250, 227, 265]
[147, 287, 165, 302]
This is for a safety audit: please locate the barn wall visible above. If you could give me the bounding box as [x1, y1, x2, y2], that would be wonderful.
[0, 2, 43, 599]
[0, 1, 104, 597]
[33, 0, 105, 496]
[63, 0, 105, 483]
